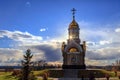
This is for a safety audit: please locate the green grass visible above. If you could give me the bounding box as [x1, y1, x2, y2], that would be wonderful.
[99, 69, 114, 76]
[98, 69, 120, 77]
[33, 69, 53, 80]
[0, 71, 53, 80]
[33, 69, 119, 78]
[78, 69, 119, 78]
[0, 72, 18, 80]
[33, 69, 49, 76]
[0, 69, 119, 80]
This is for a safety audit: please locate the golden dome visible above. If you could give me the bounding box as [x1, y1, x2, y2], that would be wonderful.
[69, 19, 79, 29]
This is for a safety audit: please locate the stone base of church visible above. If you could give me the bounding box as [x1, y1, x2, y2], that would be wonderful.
[62, 65, 86, 69]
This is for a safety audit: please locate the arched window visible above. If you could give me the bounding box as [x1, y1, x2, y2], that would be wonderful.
[69, 48, 78, 52]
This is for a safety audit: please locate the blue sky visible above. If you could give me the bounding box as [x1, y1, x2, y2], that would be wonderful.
[0, 0, 120, 66]
[0, 0, 120, 35]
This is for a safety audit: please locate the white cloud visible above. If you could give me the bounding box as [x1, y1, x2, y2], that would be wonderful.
[25, 1, 31, 7]
[0, 43, 61, 65]
[0, 21, 120, 66]
[115, 28, 120, 32]
[46, 36, 49, 39]
[18, 42, 62, 62]
[85, 58, 109, 66]
[0, 48, 23, 65]
[86, 47, 120, 60]
[40, 28, 46, 32]
[99, 40, 111, 45]
[86, 41, 96, 46]
[47, 61, 62, 66]
[0, 30, 43, 45]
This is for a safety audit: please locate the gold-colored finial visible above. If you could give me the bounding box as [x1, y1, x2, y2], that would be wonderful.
[71, 8, 76, 20]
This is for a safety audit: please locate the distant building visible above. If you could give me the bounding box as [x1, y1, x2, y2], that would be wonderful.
[61, 8, 86, 69]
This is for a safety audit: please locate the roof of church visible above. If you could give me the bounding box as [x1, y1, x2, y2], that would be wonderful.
[69, 19, 79, 29]
[69, 8, 79, 29]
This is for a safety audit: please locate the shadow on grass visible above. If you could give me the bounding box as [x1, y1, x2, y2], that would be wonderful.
[4, 74, 18, 80]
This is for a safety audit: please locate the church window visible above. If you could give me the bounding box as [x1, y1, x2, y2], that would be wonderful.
[69, 48, 78, 52]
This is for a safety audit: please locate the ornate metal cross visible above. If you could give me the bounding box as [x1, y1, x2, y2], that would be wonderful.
[71, 8, 76, 19]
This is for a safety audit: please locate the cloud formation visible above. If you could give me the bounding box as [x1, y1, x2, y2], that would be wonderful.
[40, 28, 46, 32]
[0, 23, 120, 66]
[28, 44, 62, 62]
[86, 47, 120, 60]
[0, 48, 23, 65]
[0, 43, 62, 65]
[0, 30, 43, 45]
[115, 28, 120, 32]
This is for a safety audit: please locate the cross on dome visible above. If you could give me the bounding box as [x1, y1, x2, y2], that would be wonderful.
[71, 8, 76, 20]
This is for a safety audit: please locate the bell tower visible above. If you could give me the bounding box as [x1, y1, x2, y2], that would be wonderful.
[68, 8, 80, 44]
[61, 8, 86, 69]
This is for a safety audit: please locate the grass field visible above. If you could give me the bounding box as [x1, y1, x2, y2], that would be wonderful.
[77, 69, 117, 78]
[0, 72, 18, 80]
[0, 69, 119, 80]
[0, 70, 52, 80]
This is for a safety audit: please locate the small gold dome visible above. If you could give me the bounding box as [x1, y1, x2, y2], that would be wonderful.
[69, 19, 79, 29]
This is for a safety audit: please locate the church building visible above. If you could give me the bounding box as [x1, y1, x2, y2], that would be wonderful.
[61, 8, 86, 69]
